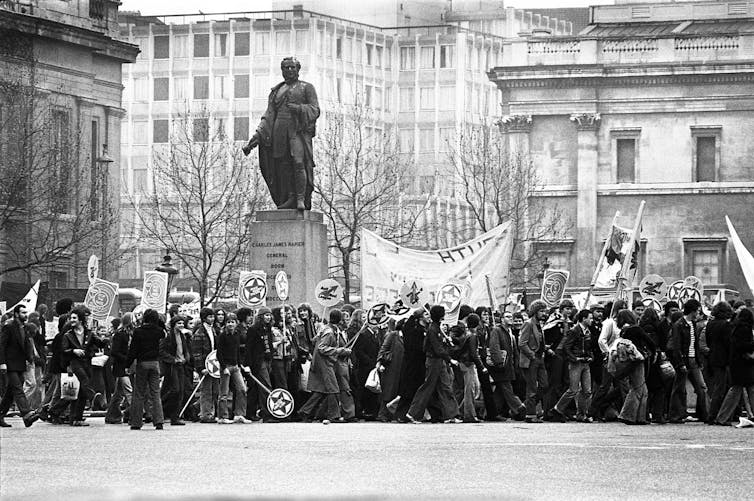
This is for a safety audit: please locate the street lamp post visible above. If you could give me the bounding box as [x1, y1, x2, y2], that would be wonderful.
[155, 253, 179, 310]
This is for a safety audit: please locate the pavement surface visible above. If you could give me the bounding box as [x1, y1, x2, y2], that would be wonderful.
[1, 417, 753, 500]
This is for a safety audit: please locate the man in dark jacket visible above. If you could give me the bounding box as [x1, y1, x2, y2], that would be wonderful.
[668, 299, 708, 423]
[406, 305, 460, 423]
[192, 307, 218, 423]
[105, 313, 134, 424]
[552, 309, 594, 423]
[245, 307, 274, 421]
[488, 315, 526, 421]
[127, 308, 165, 430]
[0, 305, 39, 427]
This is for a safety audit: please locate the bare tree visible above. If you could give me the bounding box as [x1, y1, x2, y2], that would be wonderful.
[125, 107, 266, 306]
[314, 101, 426, 303]
[0, 29, 117, 283]
[447, 119, 570, 289]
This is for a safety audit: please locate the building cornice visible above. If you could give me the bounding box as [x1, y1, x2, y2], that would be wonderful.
[0, 10, 139, 63]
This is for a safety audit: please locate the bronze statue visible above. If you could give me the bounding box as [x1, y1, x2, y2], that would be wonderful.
[243, 57, 320, 211]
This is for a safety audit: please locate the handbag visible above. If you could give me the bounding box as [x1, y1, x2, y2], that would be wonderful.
[61, 372, 80, 401]
[365, 367, 381, 393]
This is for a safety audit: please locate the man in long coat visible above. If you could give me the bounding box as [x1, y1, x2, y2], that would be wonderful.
[243, 57, 319, 210]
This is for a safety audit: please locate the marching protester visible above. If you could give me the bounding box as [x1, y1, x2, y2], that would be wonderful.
[519, 300, 549, 424]
[405, 305, 460, 424]
[299, 309, 352, 423]
[375, 318, 404, 422]
[668, 298, 708, 423]
[105, 312, 134, 425]
[192, 307, 219, 423]
[245, 307, 274, 421]
[127, 308, 165, 430]
[159, 315, 191, 426]
[0, 305, 40, 428]
[487, 308, 525, 421]
[216, 312, 250, 424]
[552, 309, 594, 423]
[615, 310, 655, 425]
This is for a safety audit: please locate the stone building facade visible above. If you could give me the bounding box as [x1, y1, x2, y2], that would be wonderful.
[489, 1, 754, 300]
[0, 0, 137, 299]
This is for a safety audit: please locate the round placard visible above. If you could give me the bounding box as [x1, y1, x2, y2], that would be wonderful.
[267, 388, 294, 419]
[315, 279, 343, 307]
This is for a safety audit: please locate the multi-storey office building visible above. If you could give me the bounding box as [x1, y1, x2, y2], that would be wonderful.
[117, 6, 575, 286]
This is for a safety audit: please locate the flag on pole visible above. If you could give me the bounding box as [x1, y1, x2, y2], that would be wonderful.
[726, 215, 754, 298]
[594, 224, 636, 289]
[8, 280, 40, 313]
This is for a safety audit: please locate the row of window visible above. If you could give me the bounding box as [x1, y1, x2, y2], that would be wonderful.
[145, 31, 392, 68]
[615, 129, 720, 183]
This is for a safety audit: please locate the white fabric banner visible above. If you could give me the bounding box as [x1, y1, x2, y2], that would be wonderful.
[726, 216, 754, 298]
[360, 222, 512, 309]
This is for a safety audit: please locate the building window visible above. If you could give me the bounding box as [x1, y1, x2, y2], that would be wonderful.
[194, 76, 209, 99]
[213, 76, 227, 99]
[153, 35, 169, 59]
[255, 32, 269, 55]
[419, 175, 435, 194]
[276, 31, 290, 53]
[419, 87, 434, 110]
[684, 239, 726, 285]
[234, 116, 249, 141]
[420, 46, 435, 69]
[616, 139, 635, 183]
[366, 43, 373, 65]
[399, 128, 413, 153]
[295, 30, 308, 52]
[214, 33, 228, 57]
[153, 120, 169, 143]
[193, 118, 209, 142]
[438, 86, 455, 110]
[399, 87, 414, 112]
[691, 126, 721, 183]
[173, 35, 188, 58]
[234, 75, 249, 98]
[234, 32, 250, 56]
[418, 128, 434, 152]
[440, 45, 454, 68]
[173, 77, 188, 100]
[194, 34, 209, 57]
[132, 121, 148, 144]
[400, 46, 415, 70]
[153, 78, 169, 101]
[611, 129, 640, 184]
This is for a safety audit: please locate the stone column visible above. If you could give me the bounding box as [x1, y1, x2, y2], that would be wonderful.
[570, 113, 601, 287]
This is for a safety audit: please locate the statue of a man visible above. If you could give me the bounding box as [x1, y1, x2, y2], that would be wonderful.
[243, 57, 320, 211]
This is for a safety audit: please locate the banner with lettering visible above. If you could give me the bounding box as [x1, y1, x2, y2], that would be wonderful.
[360, 222, 512, 309]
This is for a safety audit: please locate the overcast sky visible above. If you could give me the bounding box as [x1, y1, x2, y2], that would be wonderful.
[120, 0, 614, 16]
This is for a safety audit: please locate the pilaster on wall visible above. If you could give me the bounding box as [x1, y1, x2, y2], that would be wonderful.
[570, 113, 601, 286]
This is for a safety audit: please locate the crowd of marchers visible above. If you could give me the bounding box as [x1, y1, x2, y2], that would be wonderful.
[1, 295, 753, 428]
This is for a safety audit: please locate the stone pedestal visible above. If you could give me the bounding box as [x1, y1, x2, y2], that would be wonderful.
[250, 210, 328, 308]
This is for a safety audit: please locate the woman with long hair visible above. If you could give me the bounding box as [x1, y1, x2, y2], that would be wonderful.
[616, 310, 656, 425]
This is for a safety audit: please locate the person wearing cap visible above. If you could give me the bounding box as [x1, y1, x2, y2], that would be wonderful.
[406, 305, 460, 423]
[245, 307, 275, 421]
[519, 300, 550, 423]
[542, 299, 574, 421]
[352, 304, 388, 420]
